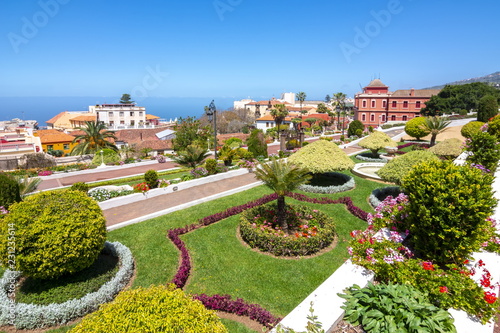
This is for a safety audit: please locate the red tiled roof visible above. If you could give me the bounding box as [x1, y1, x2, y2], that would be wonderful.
[70, 115, 97, 122]
[46, 112, 67, 124]
[36, 129, 76, 144]
[391, 89, 441, 98]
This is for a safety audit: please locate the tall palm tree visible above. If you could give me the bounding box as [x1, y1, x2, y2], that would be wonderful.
[297, 92, 307, 114]
[254, 158, 311, 233]
[70, 121, 118, 155]
[422, 116, 451, 146]
[333, 92, 347, 130]
[270, 103, 289, 131]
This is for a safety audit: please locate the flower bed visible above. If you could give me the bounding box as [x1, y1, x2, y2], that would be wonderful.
[355, 152, 387, 163]
[0, 241, 134, 330]
[298, 172, 355, 194]
[239, 202, 336, 256]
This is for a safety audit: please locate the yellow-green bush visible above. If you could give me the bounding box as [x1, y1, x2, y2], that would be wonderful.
[288, 139, 354, 173]
[404, 117, 430, 140]
[71, 285, 228, 333]
[376, 150, 439, 185]
[428, 138, 463, 159]
[0, 190, 106, 279]
[461, 121, 484, 139]
[358, 131, 397, 157]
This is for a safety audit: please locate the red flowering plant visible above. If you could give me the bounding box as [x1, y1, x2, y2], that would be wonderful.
[347, 193, 500, 323]
[133, 182, 150, 194]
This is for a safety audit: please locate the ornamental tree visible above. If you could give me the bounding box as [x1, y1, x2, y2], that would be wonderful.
[288, 140, 354, 174]
[401, 160, 496, 265]
[358, 131, 397, 157]
[404, 117, 430, 140]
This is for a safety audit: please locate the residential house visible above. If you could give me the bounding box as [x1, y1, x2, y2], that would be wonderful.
[35, 129, 78, 155]
[114, 128, 174, 156]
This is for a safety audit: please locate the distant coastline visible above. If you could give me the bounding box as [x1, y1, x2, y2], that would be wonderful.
[0, 96, 236, 126]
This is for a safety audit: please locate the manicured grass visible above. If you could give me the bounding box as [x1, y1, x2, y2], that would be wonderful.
[16, 253, 119, 305]
[86, 168, 190, 188]
[107, 173, 381, 319]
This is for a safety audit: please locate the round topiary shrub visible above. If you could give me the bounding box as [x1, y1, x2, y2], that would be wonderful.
[0, 190, 106, 279]
[428, 138, 463, 159]
[144, 169, 159, 188]
[71, 284, 228, 333]
[461, 121, 484, 139]
[376, 150, 439, 185]
[401, 160, 496, 265]
[239, 202, 336, 256]
[0, 173, 21, 209]
[358, 131, 398, 157]
[404, 117, 430, 140]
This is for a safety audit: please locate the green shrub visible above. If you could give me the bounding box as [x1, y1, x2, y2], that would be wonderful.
[223, 137, 243, 147]
[47, 150, 64, 157]
[205, 158, 218, 175]
[286, 139, 300, 150]
[70, 284, 227, 333]
[461, 121, 484, 139]
[404, 117, 430, 140]
[0, 190, 106, 279]
[355, 129, 363, 137]
[91, 148, 120, 165]
[246, 129, 268, 158]
[348, 120, 364, 137]
[70, 182, 89, 193]
[401, 160, 496, 265]
[0, 173, 21, 209]
[144, 169, 159, 188]
[487, 114, 500, 139]
[377, 150, 438, 185]
[358, 131, 397, 157]
[240, 202, 336, 256]
[465, 131, 500, 173]
[339, 282, 456, 333]
[428, 138, 463, 159]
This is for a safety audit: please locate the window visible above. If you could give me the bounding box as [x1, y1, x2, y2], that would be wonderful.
[131, 120, 135, 126]
[415, 101, 421, 108]
[382, 100, 387, 108]
[119, 112, 124, 117]
[381, 114, 386, 122]
[403, 101, 408, 108]
[391, 115, 396, 121]
[139, 111, 143, 116]
[47, 145, 53, 151]
[130, 112, 134, 116]
[362, 100, 367, 108]
[120, 120, 125, 125]
[402, 115, 408, 121]
[110, 121, 114, 126]
[362, 114, 366, 121]
[392, 101, 397, 108]
[108, 112, 113, 116]
[371, 100, 376, 108]
[370, 114, 375, 122]
[63, 144, 69, 150]
[266, 122, 270, 127]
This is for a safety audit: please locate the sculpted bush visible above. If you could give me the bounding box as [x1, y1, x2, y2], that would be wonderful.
[358, 131, 397, 157]
[428, 138, 463, 159]
[71, 285, 227, 333]
[404, 117, 430, 140]
[0, 190, 106, 279]
[376, 150, 439, 185]
[288, 139, 354, 173]
[461, 121, 484, 139]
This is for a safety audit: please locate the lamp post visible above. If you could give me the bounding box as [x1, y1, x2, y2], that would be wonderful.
[336, 105, 341, 131]
[205, 100, 217, 159]
[98, 149, 106, 168]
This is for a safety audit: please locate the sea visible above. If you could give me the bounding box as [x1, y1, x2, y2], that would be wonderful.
[0, 96, 237, 127]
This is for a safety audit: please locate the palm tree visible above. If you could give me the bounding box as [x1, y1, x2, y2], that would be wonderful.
[297, 92, 307, 114]
[333, 92, 347, 131]
[270, 103, 289, 130]
[120, 144, 137, 159]
[70, 121, 118, 155]
[254, 158, 311, 233]
[171, 144, 210, 169]
[422, 116, 451, 146]
[13, 175, 42, 197]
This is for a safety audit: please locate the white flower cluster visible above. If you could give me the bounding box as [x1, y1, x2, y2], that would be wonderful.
[0, 241, 134, 329]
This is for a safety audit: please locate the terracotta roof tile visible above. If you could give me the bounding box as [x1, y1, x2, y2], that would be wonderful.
[70, 115, 97, 122]
[391, 89, 441, 98]
[36, 129, 76, 143]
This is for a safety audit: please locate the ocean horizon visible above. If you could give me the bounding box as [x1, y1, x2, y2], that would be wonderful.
[0, 96, 237, 127]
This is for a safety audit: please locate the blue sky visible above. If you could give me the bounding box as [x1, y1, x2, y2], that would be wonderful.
[1, 0, 499, 103]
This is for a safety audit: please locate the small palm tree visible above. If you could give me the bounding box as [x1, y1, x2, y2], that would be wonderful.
[71, 121, 118, 155]
[297, 92, 307, 114]
[270, 104, 289, 130]
[333, 92, 347, 130]
[171, 145, 210, 169]
[421, 116, 451, 146]
[254, 158, 311, 233]
[13, 175, 42, 197]
[120, 144, 137, 159]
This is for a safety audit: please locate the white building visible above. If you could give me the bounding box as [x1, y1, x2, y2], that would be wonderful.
[91, 104, 147, 128]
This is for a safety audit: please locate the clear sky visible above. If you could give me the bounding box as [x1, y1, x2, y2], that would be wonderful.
[1, 0, 499, 102]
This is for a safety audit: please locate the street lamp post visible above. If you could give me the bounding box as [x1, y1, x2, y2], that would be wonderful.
[205, 100, 217, 159]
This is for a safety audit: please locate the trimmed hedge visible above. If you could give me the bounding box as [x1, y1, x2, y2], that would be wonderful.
[0, 242, 134, 330]
[71, 284, 227, 333]
[239, 202, 336, 256]
[376, 150, 439, 185]
[0, 190, 106, 279]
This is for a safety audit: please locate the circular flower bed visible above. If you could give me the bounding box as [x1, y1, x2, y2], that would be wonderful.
[369, 186, 404, 208]
[355, 152, 387, 163]
[0, 241, 134, 330]
[239, 202, 336, 256]
[298, 172, 355, 194]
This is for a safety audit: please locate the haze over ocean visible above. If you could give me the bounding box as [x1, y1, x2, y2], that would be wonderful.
[0, 96, 236, 127]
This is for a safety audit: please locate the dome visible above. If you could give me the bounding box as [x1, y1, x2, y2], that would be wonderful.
[367, 79, 388, 87]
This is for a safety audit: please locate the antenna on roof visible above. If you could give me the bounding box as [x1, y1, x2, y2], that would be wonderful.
[359, 83, 363, 91]
[378, 73, 381, 79]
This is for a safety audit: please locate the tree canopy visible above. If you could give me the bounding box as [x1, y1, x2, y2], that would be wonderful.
[358, 131, 397, 157]
[477, 95, 499, 122]
[119, 93, 134, 104]
[288, 140, 354, 173]
[70, 121, 118, 155]
[420, 82, 500, 116]
[173, 116, 211, 151]
[270, 104, 289, 129]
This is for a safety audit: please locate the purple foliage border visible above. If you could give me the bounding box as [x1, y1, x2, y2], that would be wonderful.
[166, 191, 369, 327]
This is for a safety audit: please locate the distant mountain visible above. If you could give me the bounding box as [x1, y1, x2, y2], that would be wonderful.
[424, 71, 500, 90]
